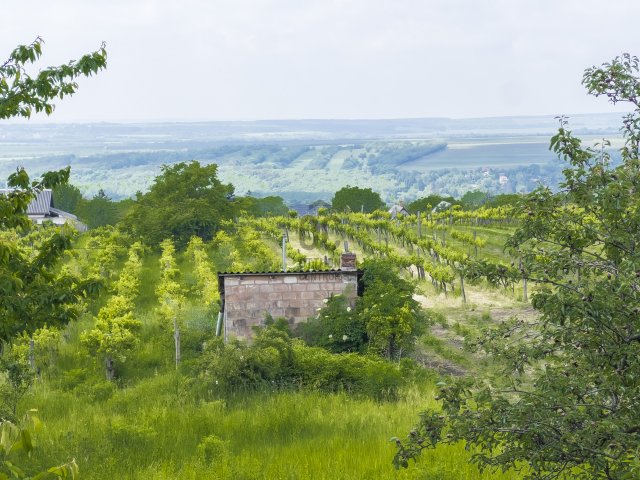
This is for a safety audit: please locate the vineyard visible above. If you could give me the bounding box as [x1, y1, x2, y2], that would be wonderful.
[2, 35, 639, 480]
[0, 201, 533, 479]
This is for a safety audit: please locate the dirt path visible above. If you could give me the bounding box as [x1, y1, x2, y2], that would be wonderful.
[412, 289, 539, 377]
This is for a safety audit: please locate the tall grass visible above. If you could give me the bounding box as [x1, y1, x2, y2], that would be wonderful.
[21, 374, 521, 479]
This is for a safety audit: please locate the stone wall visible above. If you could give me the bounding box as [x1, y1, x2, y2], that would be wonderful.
[222, 271, 358, 341]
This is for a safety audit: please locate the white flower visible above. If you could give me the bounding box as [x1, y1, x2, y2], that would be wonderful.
[342, 335, 348, 341]
[346, 307, 351, 312]
[328, 334, 333, 339]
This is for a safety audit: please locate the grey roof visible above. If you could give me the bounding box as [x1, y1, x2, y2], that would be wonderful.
[432, 200, 452, 213]
[28, 190, 53, 215]
[50, 207, 78, 220]
[388, 204, 409, 218]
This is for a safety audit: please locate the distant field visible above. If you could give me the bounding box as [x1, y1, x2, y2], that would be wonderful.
[399, 136, 552, 171]
[0, 117, 623, 201]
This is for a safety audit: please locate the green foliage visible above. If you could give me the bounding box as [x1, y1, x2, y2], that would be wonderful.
[460, 190, 490, 210]
[124, 161, 235, 248]
[51, 184, 82, 214]
[0, 355, 33, 420]
[484, 193, 524, 209]
[0, 224, 102, 344]
[359, 258, 427, 359]
[0, 38, 106, 350]
[75, 189, 121, 228]
[396, 54, 640, 479]
[294, 294, 367, 353]
[237, 195, 289, 217]
[1, 168, 71, 231]
[156, 239, 185, 323]
[406, 194, 459, 213]
[13, 325, 61, 374]
[212, 227, 280, 272]
[0, 37, 106, 120]
[199, 324, 403, 399]
[81, 243, 144, 380]
[197, 435, 228, 464]
[0, 412, 79, 479]
[186, 236, 219, 308]
[331, 185, 386, 213]
[0, 37, 106, 230]
[295, 259, 427, 360]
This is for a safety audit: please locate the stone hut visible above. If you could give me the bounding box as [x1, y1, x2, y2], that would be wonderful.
[218, 253, 361, 341]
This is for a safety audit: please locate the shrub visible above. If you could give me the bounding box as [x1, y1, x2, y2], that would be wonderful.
[197, 435, 228, 464]
[199, 325, 403, 399]
[293, 294, 366, 353]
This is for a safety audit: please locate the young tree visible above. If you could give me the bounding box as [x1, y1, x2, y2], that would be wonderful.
[359, 258, 425, 359]
[395, 54, 640, 479]
[81, 243, 143, 380]
[156, 239, 186, 367]
[186, 236, 219, 308]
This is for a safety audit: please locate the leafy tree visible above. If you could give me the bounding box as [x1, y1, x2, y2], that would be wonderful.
[156, 239, 186, 367]
[0, 38, 106, 345]
[186, 236, 219, 308]
[76, 189, 120, 228]
[0, 37, 106, 120]
[359, 259, 425, 359]
[484, 192, 523, 208]
[0, 37, 105, 479]
[459, 190, 489, 209]
[294, 294, 367, 354]
[81, 243, 143, 380]
[52, 183, 83, 214]
[124, 161, 235, 248]
[0, 355, 33, 420]
[238, 195, 289, 217]
[406, 194, 458, 214]
[331, 185, 385, 213]
[395, 54, 640, 479]
[13, 325, 61, 375]
[0, 225, 101, 344]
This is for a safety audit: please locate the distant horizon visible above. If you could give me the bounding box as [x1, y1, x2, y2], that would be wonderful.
[5, 110, 630, 126]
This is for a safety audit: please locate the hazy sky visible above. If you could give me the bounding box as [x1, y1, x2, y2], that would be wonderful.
[2, 0, 640, 122]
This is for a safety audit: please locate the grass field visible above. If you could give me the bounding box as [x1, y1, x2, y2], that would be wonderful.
[22, 378, 524, 480]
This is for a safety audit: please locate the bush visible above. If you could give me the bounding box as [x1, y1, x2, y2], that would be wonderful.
[197, 435, 228, 464]
[292, 344, 402, 399]
[296, 259, 428, 360]
[199, 325, 403, 399]
[293, 295, 366, 353]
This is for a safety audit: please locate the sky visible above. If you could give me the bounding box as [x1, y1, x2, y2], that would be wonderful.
[2, 0, 640, 122]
